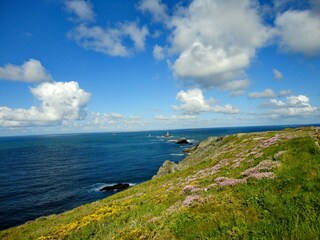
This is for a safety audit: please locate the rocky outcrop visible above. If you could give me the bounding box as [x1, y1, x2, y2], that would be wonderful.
[183, 145, 198, 154]
[155, 136, 225, 178]
[176, 138, 190, 144]
[100, 183, 130, 191]
[154, 160, 181, 178]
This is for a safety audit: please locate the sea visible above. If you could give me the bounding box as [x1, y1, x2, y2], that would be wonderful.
[0, 125, 315, 230]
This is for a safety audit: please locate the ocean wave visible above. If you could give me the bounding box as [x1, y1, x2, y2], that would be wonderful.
[170, 153, 185, 156]
[187, 139, 196, 144]
[89, 183, 107, 192]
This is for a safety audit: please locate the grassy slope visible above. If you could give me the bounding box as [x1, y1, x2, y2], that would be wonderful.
[1, 127, 320, 240]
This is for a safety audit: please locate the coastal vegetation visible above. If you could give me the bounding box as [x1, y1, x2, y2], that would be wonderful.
[1, 127, 320, 239]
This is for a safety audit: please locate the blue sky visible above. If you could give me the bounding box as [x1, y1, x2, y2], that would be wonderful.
[0, 0, 319, 135]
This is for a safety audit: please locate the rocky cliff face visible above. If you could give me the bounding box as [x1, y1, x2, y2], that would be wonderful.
[154, 136, 224, 178]
[154, 160, 181, 178]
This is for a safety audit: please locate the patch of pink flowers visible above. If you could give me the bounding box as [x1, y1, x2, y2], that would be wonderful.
[248, 172, 275, 180]
[183, 195, 202, 206]
[215, 177, 247, 187]
[242, 160, 280, 176]
[183, 185, 201, 194]
[260, 135, 280, 149]
[232, 158, 245, 168]
[254, 152, 263, 159]
[274, 150, 286, 159]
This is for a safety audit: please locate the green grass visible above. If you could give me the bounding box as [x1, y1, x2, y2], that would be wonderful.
[1, 127, 320, 240]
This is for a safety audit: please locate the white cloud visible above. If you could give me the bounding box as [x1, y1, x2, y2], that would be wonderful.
[173, 88, 213, 114]
[122, 23, 149, 51]
[0, 81, 90, 127]
[279, 89, 292, 97]
[173, 43, 250, 85]
[65, 0, 95, 22]
[287, 95, 310, 107]
[68, 23, 148, 57]
[154, 114, 197, 121]
[275, 9, 320, 56]
[274, 102, 318, 117]
[86, 113, 145, 130]
[0, 59, 52, 83]
[249, 88, 276, 98]
[220, 79, 249, 96]
[153, 44, 165, 60]
[154, 114, 170, 121]
[273, 68, 283, 80]
[170, 0, 272, 89]
[261, 99, 286, 108]
[107, 112, 123, 119]
[213, 104, 240, 114]
[138, 0, 169, 22]
[123, 116, 144, 126]
[262, 95, 318, 117]
[90, 112, 123, 126]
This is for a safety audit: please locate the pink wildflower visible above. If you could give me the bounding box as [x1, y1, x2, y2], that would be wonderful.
[183, 185, 201, 194]
[248, 172, 275, 180]
[183, 195, 202, 206]
[215, 177, 246, 187]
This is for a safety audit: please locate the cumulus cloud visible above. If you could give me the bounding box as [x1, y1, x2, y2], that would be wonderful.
[249, 88, 276, 98]
[153, 44, 165, 60]
[68, 23, 148, 57]
[260, 99, 286, 108]
[65, 0, 95, 22]
[220, 79, 249, 96]
[172, 88, 214, 114]
[89, 115, 144, 129]
[170, 0, 272, 89]
[261, 95, 318, 117]
[249, 89, 293, 99]
[287, 95, 310, 107]
[0, 81, 90, 127]
[90, 112, 124, 126]
[123, 23, 149, 50]
[279, 89, 292, 97]
[213, 104, 240, 114]
[138, 0, 169, 22]
[275, 9, 320, 56]
[0, 59, 52, 83]
[273, 68, 283, 80]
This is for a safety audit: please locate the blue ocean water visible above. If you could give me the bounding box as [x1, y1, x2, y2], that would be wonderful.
[0, 125, 314, 230]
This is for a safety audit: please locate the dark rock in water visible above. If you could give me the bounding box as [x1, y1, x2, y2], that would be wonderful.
[100, 183, 130, 192]
[176, 138, 190, 144]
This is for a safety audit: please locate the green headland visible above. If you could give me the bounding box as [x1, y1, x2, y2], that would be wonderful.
[1, 126, 320, 239]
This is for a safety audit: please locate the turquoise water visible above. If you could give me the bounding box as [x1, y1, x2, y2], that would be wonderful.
[0, 125, 313, 230]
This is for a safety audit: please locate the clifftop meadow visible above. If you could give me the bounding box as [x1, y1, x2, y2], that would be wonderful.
[1, 127, 320, 239]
